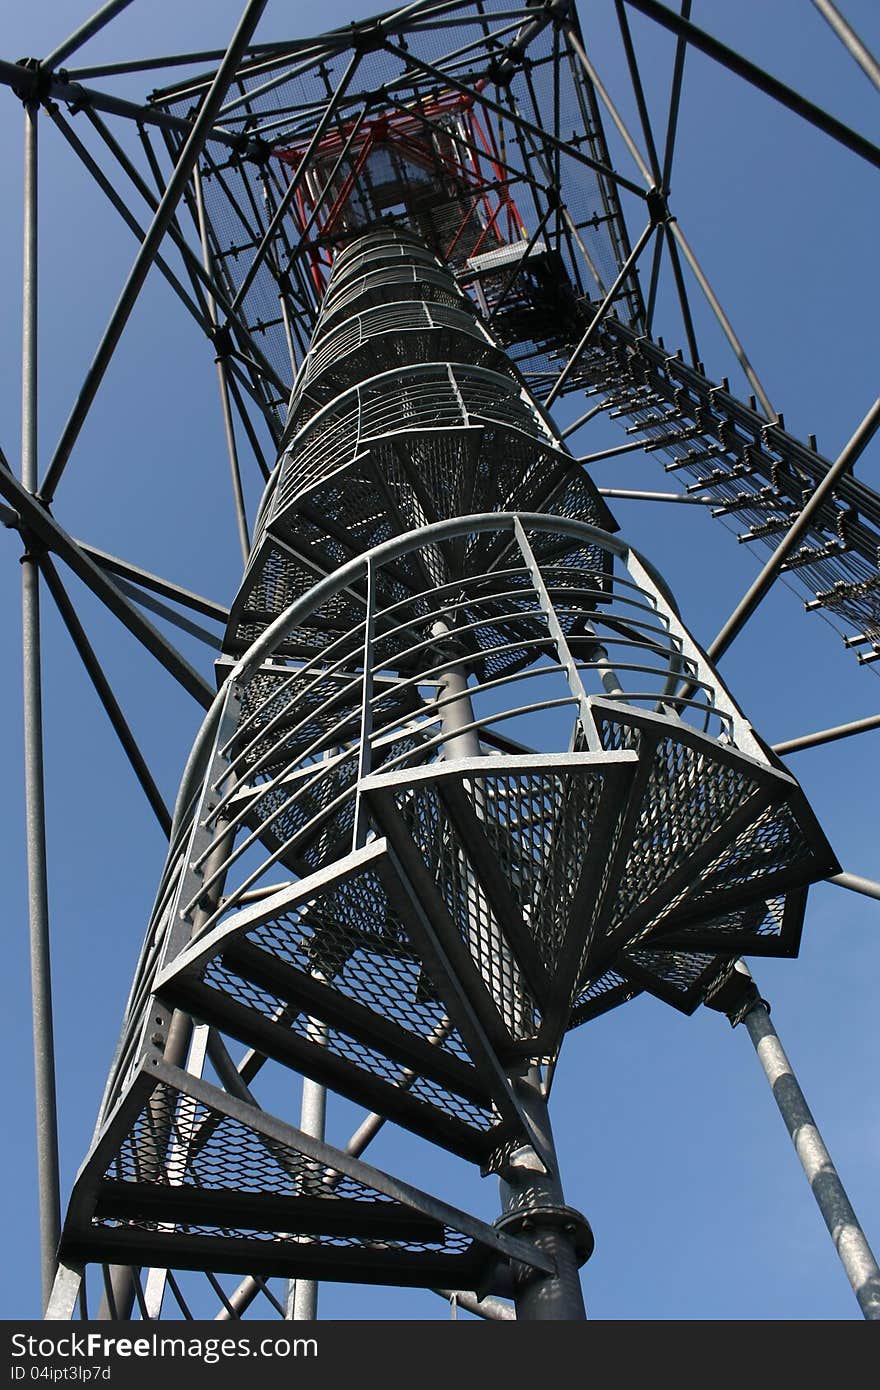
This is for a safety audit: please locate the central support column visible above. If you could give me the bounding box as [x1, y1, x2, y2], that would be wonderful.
[288, 1013, 329, 1321]
[434, 620, 592, 1316]
[496, 1068, 592, 1319]
[432, 619, 482, 760]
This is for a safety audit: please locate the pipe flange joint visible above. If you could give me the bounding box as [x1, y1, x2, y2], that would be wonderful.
[704, 962, 764, 1027]
[646, 186, 670, 227]
[211, 323, 234, 359]
[495, 1203, 594, 1265]
[243, 134, 271, 164]
[15, 57, 51, 105]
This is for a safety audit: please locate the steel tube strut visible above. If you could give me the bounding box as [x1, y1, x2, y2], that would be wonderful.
[773, 713, 880, 756]
[740, 992, 880, 1319]
[709, 399, 880, 662]
[19, 101, 61, 1313]
[659, 0, 692, 193]
[810, 0, 880, 92]
[227, 47, 362, 317]
[42, 1, 137, 74]
[78, 108, 287, 397]
[560, 401, 607, 441]
[667, 220, 776, 421]
[566, 25, 654, 187]
[45, 107, 213, 337]
[73, 541, 229, 625]
[626, 0, 693, 347]
[431, 1288, 515, 1320]
[0, 465, 215, 708]
[39, 0, 270, 503]
[828, 872, 880, 904]
[644, 31, 685, 339]
[622, 0, 880, 170]
[576, 9, 764, 410]
[38, 555, 172, 838]
[598, 488, 714, 506]
[0, 58, 245, 151]
[546, 220, 656, 406]
[613, 0, 662, 181]
[661, 223, 700, 366]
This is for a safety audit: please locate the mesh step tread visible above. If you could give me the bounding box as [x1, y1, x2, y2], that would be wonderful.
[60, 1061, 550, 1288]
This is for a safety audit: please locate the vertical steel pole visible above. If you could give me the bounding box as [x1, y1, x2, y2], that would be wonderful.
[20, 99, 62, 1312]
[740, 998, 880, 1320]
[287, 738, 333, 1321]
[432, 619, 482, 760]
[287, 1060, 328, 1321]
[496, 1068, 591, 1320]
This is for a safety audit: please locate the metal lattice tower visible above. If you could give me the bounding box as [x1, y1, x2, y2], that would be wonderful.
[2, 0, 879, 1322]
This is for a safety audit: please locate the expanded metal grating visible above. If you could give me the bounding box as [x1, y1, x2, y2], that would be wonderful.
[227, 233, 615, 651]
[61, 1063, 545, 1285]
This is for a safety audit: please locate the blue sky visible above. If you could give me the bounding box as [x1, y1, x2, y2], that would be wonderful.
[0, 0, 878, 1321]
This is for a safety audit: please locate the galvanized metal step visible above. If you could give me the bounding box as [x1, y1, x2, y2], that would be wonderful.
[60, 1059, 550, 1289]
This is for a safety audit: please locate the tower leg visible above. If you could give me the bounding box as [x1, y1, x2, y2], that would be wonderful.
[708, 963, 880, 1320]
[742, 998, 880, 1320]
